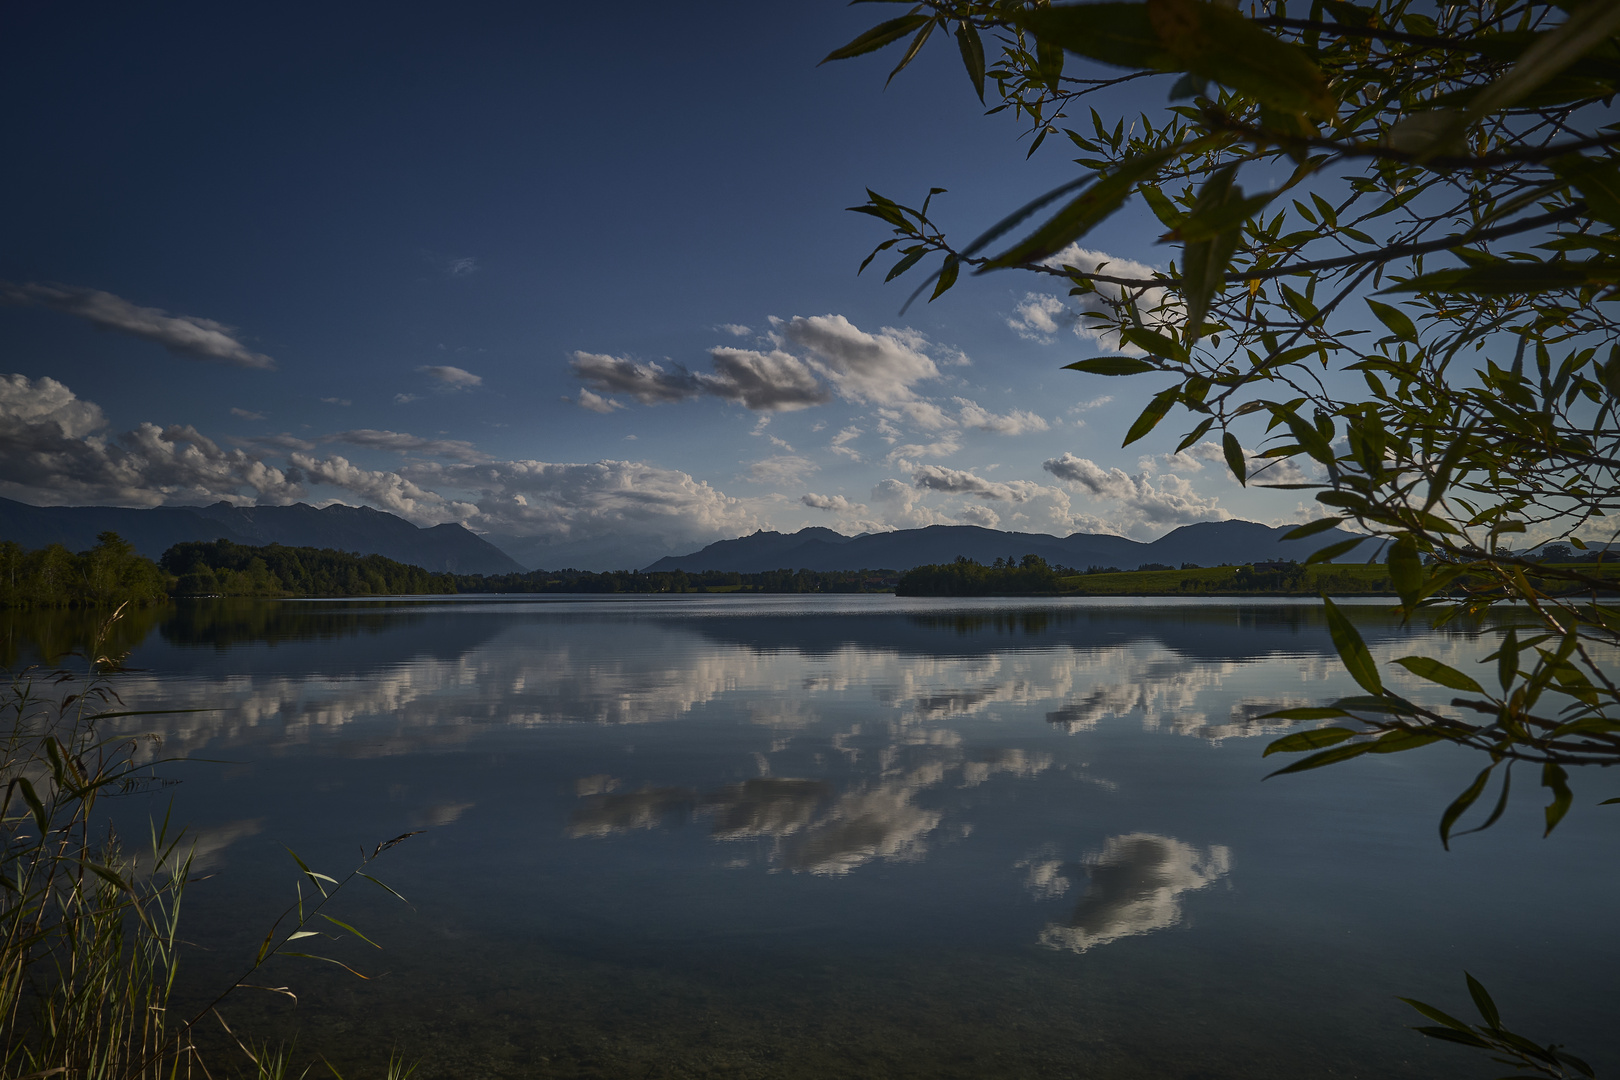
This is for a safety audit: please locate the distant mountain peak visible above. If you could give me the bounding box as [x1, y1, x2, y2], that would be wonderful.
[642, 520, 1376, 574]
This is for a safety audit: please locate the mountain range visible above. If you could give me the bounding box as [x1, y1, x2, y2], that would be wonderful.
[643, 520, 1381, 573]
[0, 497, 524, 575]
[0, 496, 1381, 577]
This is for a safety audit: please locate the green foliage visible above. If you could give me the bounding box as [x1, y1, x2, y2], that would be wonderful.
[896, 554, 1061, 595]
[1401, 974, 1595, 1079]
[161, 540, 457, 598]
[0, 534, 169, 610]
[831, 0, 1620, 837]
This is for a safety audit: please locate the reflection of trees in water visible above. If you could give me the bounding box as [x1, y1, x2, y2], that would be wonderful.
[1029, 833, 1232, 954]
[159, 599, 419, 649]
[0, 605, 163, 669]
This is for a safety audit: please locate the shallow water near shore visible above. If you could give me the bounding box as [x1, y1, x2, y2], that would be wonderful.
[24, 595, 1620, 1078]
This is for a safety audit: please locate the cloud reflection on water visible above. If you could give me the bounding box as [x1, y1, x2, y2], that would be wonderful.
[1031, 833, 1232, 953]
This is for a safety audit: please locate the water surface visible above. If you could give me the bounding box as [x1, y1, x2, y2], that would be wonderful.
[23, 595, 1618, 1078]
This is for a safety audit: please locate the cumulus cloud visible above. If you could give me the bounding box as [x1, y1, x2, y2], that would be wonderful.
[882, 401, 953, 432]
[1007, 246, 1175, 352]
[779, 315, 940, 404]
[571, 315, 951, 415]
[802, 493, 861, 514]
[571, 350, 829, 412]
[885, 434, 962, 464]
[0, 374, 303, 507]
[707, 348, 831, 410]
[870, 477, 950, 529]
[0, 374, 769, 569]
[954, 398, 1049, 435]
[1043, 452, 1231, 534]
[418, 364, 482, 390]
[1, 282, 275, 369]
[800, 492, 888, 534]
[292, 453, 468, 522]
[829, 426, 863, 461]
[747, 455, 818, 486]
[576, 388, 624, 414]
[719, 323, 751, 337]
[405, 459, 758, 556]
[957, 505, 1001, 528]
[1008, 293, 1069, 340]
[912, 465, 1035, 503]
[327, 429, 488, 463]
[230, 407, 266, 421]
[1168, 440, 1309, 485]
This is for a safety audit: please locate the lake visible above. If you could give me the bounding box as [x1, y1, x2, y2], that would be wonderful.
[13, 595, 1619, 1078]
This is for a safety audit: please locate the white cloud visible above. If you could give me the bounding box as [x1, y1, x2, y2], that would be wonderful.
[885, 433, 962, 464]
[954, 398, 1049, 435]
[719, 323, 751, 337]
[747, 455, 818, 486]
[447, 257, 479, 277]
[779, 315, 941, 404]
[957, 505, 1001, 528]
[0, 374, 768, 569]
[912, 465, 1036, 503]
[327, 429, 488, 463]
[1008, 293, 1068, 340]
[230, 407, 266, 421]
[1069, 395, 1113, 413]
[1043, 452, 1231, 535]
[707, 348, 830, 410]
[870, 477, 950, 529]
[0, 282, 275, 369]
[801, 493, 861, 513]
[320, 397, 352, 406]
[881, 401, 954, 431]
[1173, 440, 1309, 485]
[291, 453, 467, 522]
[572, 349, 830, 412]
[800, 492, 888, 534]
[576, 388, 625, 414]
[418, 364, 483, 390]
[829, 426, 863, 461]
[394, 393, 420, 404]
[406, 459, 759, 557]
[0, 374, 304, 507]
[1007, 246, 1176, 353]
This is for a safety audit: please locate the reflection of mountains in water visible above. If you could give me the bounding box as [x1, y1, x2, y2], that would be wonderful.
[689, 605, 1455, 664]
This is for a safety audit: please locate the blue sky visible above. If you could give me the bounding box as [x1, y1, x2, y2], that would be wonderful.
[1, 0, 1323, 569]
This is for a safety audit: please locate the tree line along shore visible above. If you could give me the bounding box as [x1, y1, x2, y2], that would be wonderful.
[5, 533, 1612, 608]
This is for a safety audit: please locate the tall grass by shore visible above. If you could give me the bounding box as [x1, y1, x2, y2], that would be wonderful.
[0, 607, 416, 1079]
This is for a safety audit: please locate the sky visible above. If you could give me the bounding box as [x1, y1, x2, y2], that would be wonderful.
[0, 0, 1328, 570]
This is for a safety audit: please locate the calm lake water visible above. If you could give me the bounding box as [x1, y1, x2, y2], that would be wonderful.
[10, 596, 1619, 1078]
